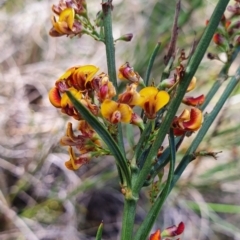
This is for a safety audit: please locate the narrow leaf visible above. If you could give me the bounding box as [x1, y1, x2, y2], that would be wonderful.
[66, 91, 131, 187]
[96, 221, 103, 240]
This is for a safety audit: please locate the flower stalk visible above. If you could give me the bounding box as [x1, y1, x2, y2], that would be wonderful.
[132, 0, 230, 195]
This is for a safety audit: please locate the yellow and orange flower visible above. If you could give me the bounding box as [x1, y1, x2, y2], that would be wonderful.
[49, 65, 100, 118]
[118, 62, 143, 84]
[118, 83, 140, 106]
[56, 65, 99, 91]
[49, 86, 98, 120]
[65, 147, 92, 170]
[149, 222, 185, 240]
[101, 100, 133, 124]
[61, 122, 102, 170]
[49, 8, 82, 37]
[182, 94, 205, 106]
[52, 0, 87, 16]
[133, 87, 170, 119]
[172, 108, 203, 136]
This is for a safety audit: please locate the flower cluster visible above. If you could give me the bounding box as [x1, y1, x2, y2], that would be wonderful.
[49, 63, 170, 170]
[207, 0, 240, 55]
[149, 222, 185, 240]
[159, 55, 204, 136]
[49, 0, 87, 37]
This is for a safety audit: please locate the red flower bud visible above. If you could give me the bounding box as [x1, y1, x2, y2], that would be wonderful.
[149, 229, 161, 240]
[182, 94, 205, 106]
[116, 33, 133, 42]
[161, 222, 185, 238]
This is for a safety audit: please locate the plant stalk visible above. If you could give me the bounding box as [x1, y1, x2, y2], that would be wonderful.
[133, 0, 230, 195]
[121, 198, 137, 240]
[171, 66, 240, 190]
[102, 0, 126, 157]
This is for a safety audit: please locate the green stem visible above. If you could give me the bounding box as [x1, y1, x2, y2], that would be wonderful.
[102, 0, 118, 92]
[102, 0, 125, 156]
[121, 198, 137, 240]
[171, 66, 240, 190]
[133, 0, 230, 195]
[134, 129, 176, 240]
[95, 222, 103, 240]
[132, 121, 152, 166]
[145, 42, 161, 86]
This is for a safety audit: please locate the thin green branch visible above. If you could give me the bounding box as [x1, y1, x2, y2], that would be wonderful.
[95, 222, 103, 240]
[134, 129, 176, 240]
[102, 0, 125, 155]
[171, 66, 240, 190]
[133, 0, 230, 195]
[102, 0, 118, 92]
[145, 42, 161, 86]
[121, 198, 137, 240]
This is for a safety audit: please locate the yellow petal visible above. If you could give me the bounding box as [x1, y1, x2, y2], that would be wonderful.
[78, 65, 100, 84]
[139, 87, 158, 98]
[61, 87, 82, 107]
[101, 100, 118, 120]
[154, 91, 170, 112]
[178, 109, 190, 121]
[118, 103, 133, 123]
[68, 147, 79, 170]
[183, 108, 202, 131]
[59, 67, 76, 80]
[59, 8, 75, 30]
[118, 71, 125, 80]
[187, 76, 197, 92]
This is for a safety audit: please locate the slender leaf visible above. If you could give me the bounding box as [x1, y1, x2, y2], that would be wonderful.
[96, 222, 103, 240]
[66, 91, 131, 188]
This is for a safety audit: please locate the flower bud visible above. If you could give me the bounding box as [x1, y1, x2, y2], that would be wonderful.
[118, 62, 143, 84]
[159, 77, 175, 89]
[161, 222, 185, 238]
[130, 113, 144, 130]
[115, 33, 133, 42]
[95, 11, 104, 27]
[149, 230, 161, 240]
[182, 94, 205, 106]
[213, 33, 228, 51]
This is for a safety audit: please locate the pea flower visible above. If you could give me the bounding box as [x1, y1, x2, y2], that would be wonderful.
[49, 87, 98, 119]
[134, 87, 170, 119]
[149, 222, 185, 240]
[61, 122, 102, 170]
[172, 108, 203, 136]
[182, 94, 205, 106]
[49, 8, 82, 37]
[55, 65, 99, 91]
[101, 100, 133, 124]
[52, 0, 87, 16]
[91, 73, 116, 102]
[49, 65, 100, 118]
[161, 222, 185, 238]
[149, 229, 161, 240]
[118, 83, 140, 106]
[118, 62, 143, 84]
[159, 76, 197, 92]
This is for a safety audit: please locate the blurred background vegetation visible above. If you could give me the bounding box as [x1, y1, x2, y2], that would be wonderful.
[0, 0, 240, 239]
